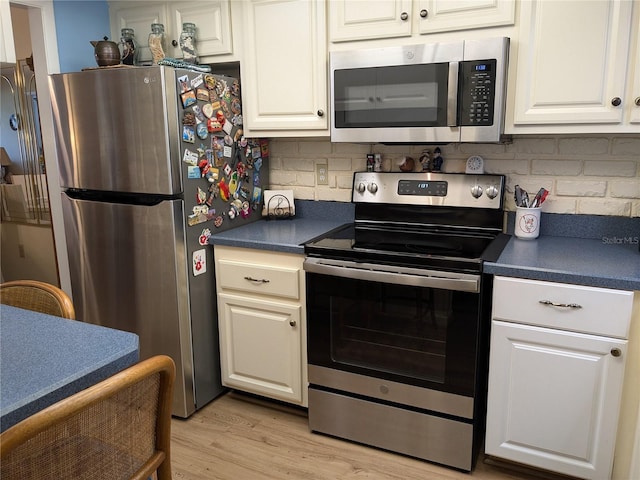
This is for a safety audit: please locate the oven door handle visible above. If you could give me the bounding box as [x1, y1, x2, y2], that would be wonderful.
[303, 257, 480, 293]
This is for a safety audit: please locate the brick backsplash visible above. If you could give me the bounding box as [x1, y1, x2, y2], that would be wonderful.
[267, 135, 640, 217]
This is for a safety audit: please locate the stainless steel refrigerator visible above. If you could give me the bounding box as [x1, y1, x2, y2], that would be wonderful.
[48, 66, 268, 417]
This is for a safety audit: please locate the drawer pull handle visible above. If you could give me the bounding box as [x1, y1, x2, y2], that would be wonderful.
[289, 320, 297, 327]
[539, 300, 582, 309]
[611, 348, 622, 357]
[244, 276, 270, 284]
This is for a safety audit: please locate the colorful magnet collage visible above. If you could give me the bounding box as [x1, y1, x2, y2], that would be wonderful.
[179, 72, 268, 244]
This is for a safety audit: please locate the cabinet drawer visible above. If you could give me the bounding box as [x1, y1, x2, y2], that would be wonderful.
[217, 258, 301, 300]
[492, 277, 633, 339]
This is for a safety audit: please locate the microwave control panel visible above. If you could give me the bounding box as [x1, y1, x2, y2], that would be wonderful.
[459, 59, 497, 127]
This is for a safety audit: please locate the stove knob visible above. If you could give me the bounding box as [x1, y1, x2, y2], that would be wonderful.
[367, 183, 378, 194]
[471, 185, 483, 198]
[486, 185, 499, 199]
[356, 182, 366, 193]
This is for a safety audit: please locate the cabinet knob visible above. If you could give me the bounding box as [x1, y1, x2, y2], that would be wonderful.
[317, 109, 324, 117]
[400, 12, 409, 21]
[420, 9, 428, 18]
[289, 320, 297, 327]
[635, 96, 640, 106]
[611, 97, 622, 107]
[172, 39, 178, 47]
[611, 348, 622, 357]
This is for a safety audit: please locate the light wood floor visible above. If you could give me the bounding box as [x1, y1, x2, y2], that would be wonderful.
[170, 391, 551, 480]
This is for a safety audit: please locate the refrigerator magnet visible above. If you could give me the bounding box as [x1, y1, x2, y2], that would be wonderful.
[196, 88, 209, 102]
[202, 103, 214, 118]
[215, 78, 227, 97]
[178, 75, 190, 93]
[190, 74, 204, 89]
[182, 112, 196, 125]
[232, 114, 243, 126]
[204, 74, 216, 90]
[207, 118, 222, 133]
[181, 90, 196, 108]
[187, 166, 200, 179]
[183, 149, 199, 166]
[231, 80, 240, 97]
[218, 179, 230, 201]
[198, 229, 212, 246]
[196, 187, 207, 204]
[191, 105, 205, 123]
[192, 249, 206, 276]
[214, 215, 224, 228]
[196, 123, 208, 140]
[182, 126, 195, 143]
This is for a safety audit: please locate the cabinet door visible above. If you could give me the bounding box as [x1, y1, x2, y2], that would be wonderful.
[0, 0, 16, 65]
[329, 0, 412, 42]
[417, 0, 514, 34]
[628, 12, 640, 124]
[486, 320, 628, 480]
[241, 0, 328, 133]
[218, 292, 303, 404]
[512, 0, 633, 126]
[110, 2, 168, 64]
[168, 1, 232, 59]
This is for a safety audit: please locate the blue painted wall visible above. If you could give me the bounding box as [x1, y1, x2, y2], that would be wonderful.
[53, 0, 111, 72]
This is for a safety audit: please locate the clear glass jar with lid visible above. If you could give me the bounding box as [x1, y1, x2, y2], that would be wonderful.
[119, 28, 139, 65]
[148, 23, 166, 65]
[179, 22, 198, 64]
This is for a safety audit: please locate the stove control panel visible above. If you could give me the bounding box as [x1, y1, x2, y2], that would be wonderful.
[352, 172, 505, 209]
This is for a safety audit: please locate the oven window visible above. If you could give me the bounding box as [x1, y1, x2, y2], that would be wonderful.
[307, 272, 481, 395]
[331, 282, 449, 383]
[333, 63, 449, 128]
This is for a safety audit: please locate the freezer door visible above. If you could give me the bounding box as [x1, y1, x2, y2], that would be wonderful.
[49, 66, 181, 195]
[61, 193, 196, 417]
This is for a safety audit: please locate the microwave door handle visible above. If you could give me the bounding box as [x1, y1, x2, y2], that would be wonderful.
[447, 62, 459, 126]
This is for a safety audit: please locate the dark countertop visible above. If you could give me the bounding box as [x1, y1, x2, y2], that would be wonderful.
[210, 201, 640, 291]
[0, 305, 139, 432]
[487, 212, 640, 290]
[209, 200, 354, 254]
[485, 236, 640, 291]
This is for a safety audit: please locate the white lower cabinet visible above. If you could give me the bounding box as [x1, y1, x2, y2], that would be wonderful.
[486, 276, 634, 480]
[214, 246, 307, 407]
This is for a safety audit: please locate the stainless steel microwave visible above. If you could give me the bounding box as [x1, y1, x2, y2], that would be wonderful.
[330, 37, 509, 144]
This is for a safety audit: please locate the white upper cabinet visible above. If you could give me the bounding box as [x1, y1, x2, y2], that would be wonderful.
[416, 0, 516, 35]
[167, 1, 232, 58]
[240, 0, 328, 136]
[109, 1, 233, 63]
[109, 2, 169, 64]
[329, 0, 413, 42]
[0, 0, 16, 66]
[329, 0, 515, 43]
[507, 0, 639, 134]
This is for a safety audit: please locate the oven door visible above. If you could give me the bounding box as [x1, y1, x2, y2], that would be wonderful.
[305, 258, 485, 402]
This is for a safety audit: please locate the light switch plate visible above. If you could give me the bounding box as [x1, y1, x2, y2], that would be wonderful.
[316, 164, 328, 185]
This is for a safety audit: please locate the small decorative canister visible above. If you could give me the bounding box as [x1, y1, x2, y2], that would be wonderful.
[179, 22, 198, 64]
[120, 28, 139, 65]
[148, 23, 166, 65]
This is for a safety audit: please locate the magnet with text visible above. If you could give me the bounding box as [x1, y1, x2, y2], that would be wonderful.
[183, 148, 199, 166]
